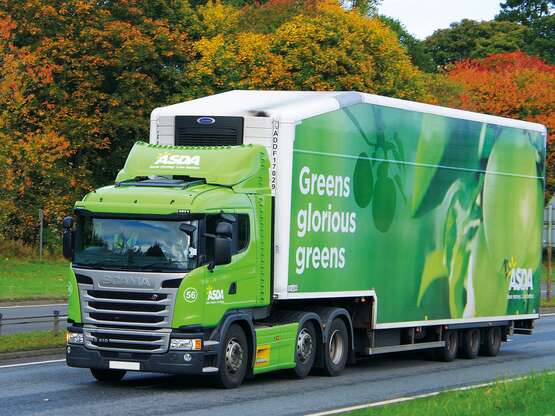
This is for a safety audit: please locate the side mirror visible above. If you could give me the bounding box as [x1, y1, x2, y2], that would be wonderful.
[179, 223, 197, 237]
[206, 220, 233, 271]
[213, 236, 232, 267]
[62, 216, 74, 260]
[215, 222, 232, 238]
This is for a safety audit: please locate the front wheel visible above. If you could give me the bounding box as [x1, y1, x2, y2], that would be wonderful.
[90, 368, 126, 382]
[322, 318, 348, 376]
[291, 321, 317, 378]
[214, 324, 248, 389]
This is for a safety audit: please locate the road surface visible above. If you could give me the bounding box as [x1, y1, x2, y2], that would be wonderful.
[1, 314, 554, 416]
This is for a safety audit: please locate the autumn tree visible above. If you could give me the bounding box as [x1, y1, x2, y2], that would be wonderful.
[187, 1, 430, 101]
[0, 0, 193, 244]
[443, 52, 555, 202]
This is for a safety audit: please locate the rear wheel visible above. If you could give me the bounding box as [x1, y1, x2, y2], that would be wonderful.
[436, 330, 458, 362]
[292, 321, 317, 378]
[90, 368, 126, 382]
[322, 318, 348, 376]
[214, 324, 248, 389]
[460, 328, 481, 359]
[480, 327, 502, 357]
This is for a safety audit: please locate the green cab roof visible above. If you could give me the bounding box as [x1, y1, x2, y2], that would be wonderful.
[115, 141, 269, 189]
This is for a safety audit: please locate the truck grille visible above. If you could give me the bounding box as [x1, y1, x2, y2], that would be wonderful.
[81, 288, 175, 328]
[74, 268, 185, 354]
[83, 326, 170, 354]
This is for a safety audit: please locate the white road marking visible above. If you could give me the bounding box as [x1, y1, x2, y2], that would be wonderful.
[0, 303, 67, 309]
[541, 312, 555, 317]
[306, 372, 555, 416]
[0, 359, 65, 369]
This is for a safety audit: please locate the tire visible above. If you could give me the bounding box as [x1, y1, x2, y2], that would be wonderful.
[291, 321, 317, 378]
[322, 318, 349, 376]
[436, 329, 458, 362]
[460, 328, 481, 359]
[214, 324, 248, 389]
[480, 327, 502, 357]
[90, 368, 126, 382]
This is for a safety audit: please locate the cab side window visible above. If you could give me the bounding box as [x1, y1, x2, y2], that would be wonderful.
[236, 214, 250, 253]
[205, 214, 250, 258]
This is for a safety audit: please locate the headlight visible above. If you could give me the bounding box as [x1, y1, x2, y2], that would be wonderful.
[170, 338, 202, 351]
[66, 331, 84, 344]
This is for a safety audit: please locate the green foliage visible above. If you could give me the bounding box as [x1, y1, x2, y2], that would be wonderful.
[497, 0, 554, 25]
[379, 15, 435, 72]
[525, 14, 555, 63]
[424, 19, 529, 68]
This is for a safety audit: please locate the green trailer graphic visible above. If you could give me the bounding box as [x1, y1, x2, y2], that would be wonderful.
[288, 103, 544, 325]
[63, 91, 546, 388]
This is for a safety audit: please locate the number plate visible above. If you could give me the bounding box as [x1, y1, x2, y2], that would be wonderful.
[109, 361, 140, 371]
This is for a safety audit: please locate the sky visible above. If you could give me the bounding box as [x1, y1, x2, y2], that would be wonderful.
[378, 0, 502, 39]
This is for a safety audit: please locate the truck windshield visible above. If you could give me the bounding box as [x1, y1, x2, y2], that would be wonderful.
[73, 217, 198, 272]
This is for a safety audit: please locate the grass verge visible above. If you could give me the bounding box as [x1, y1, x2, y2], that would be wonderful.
[0, 330, 66, 354]
[346, 372, 555, 416]
[0, 258, 68, 301]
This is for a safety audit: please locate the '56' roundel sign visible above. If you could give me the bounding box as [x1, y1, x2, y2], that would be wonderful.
[184, 287, 199, 303]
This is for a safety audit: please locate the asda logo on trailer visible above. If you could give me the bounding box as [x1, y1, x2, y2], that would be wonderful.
[152, 154, 200, 168]
[508, 268, 534, 291]
[506, 257, 533, 292]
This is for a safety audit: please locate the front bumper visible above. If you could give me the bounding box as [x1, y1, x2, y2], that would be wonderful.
[66, 344, 219, 375]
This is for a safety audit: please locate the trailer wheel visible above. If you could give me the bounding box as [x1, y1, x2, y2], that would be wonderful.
[480, 327, 502, 357]
[214, 324, 248, 389]
[323, 318, 348, 376]
[436, 330, 458, 362]
[291, 321, 317, 378]
[90, 368, 126, 382]
[460, 328, 481, 359]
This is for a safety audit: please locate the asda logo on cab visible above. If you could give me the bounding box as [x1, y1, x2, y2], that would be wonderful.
[150, 154, 200, 169]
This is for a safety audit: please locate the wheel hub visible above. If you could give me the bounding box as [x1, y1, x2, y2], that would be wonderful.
[329, 329, 344, 365]
[225, 338, 243, 373]
[297, 328, 313, 364]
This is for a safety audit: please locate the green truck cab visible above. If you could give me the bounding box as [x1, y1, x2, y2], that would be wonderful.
[65, 91, 546, 388]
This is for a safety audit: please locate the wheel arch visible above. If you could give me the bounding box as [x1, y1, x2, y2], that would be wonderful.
[210, 311, 256, 370]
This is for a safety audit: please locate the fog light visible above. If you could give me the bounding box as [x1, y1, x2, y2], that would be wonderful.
[183, 353, 192, 362]
[170, 338, 202, 351]
[66, 332, 84, 345]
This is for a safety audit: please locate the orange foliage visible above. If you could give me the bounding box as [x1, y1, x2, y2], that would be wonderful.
[446, 52, 555, 201]
[0, 0, 192, 243]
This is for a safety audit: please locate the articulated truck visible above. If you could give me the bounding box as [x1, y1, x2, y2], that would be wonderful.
[64, 91, 546, 388]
